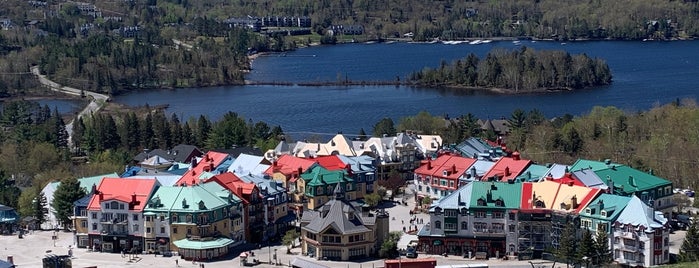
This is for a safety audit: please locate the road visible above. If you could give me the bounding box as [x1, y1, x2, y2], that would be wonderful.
[30, 66, 110, 147]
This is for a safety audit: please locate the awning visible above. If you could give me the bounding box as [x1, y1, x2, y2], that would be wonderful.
[173, 237, 235, 250]
[158, 238, 168, 244]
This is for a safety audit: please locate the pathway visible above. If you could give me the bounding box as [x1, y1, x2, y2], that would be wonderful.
[30, 66, 110, 147]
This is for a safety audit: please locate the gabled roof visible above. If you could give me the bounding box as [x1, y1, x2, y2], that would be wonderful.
[571, 168, 608, 189]
[569, 159, 614, 172]
[50, 173, 118, 194]
[302, 166, 352, 187]
[264, 154, 317, 176]
[453, 137, 495, 158]
[616, 196, 667, 229]
[312, 155, 347, 171]
[572, 160, 672, 195]
[228, 153, 271, 177]
[301, 195, 370, 235]
[140, 155, 174, 168]
[579, 194, 630, 222]
[205, 173, 255, 204]
[144, 183, 232, 213]
[481, 155, 531, 182]
[237, 174, 285, 196]
[516, 164, 548, 182]
[542, 164, 570, 180]
[413, 154, 477, 180]
[175, 151, 231, 186]
[292, 134, 357, 157]
[412, 134, 443, 155]
[73, 194, 93, 207]
[431, 183, 473, 211]
[520, 180, 601, 213]
[87, 178, 159, 211]
[470, 181, 522, 209]
[336, 155, 376, 174]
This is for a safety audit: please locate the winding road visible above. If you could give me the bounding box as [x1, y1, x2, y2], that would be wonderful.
[30, 66, 110, 147]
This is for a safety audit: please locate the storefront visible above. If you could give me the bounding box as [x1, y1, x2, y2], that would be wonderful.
[173, 237, 235, 261]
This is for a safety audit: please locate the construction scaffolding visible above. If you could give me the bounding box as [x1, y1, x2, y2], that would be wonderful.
[517, 210, 552, 259]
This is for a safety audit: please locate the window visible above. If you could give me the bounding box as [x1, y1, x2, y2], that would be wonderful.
[173, 227, 178, 234]
[600, 210, 607, 217]
[445, 223, 456, 230]
[133, 214, 139, 221]
[133, 224, 139, 231]
[145, 216, 151, 222]
[509, 224, 516, 233]
[445, 210, 457, 217]
[346, 183, 351, 191]
[81, 221, 87, 228]
[597, 223, 608, 232]
[477, 199, 486, 206]
[435, 221, 441, 229]
[160, 227, 165, 234]
[433, 178, 438, 185]
[92, 213, 97, 219]
[105, 203, 110, 209]
[146, 227, 151, 233]
[317, 186, 324, 195]
[475, 211, 486, 218]
[119, 204, 124, 210]
[493, 212, 504, 219]
[172, 214, 178, 223]
[449, 181, 454, 188]
[495, 199, 503, 206]
[509, 213, 516, 220]
[461, 221, 468, 230]
[491, 223, 504, 232]
[581, 219, 591, 229]
[187, 228, 192, 235]
[92, 223, 97, 230]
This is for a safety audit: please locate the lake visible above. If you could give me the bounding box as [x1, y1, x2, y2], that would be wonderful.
[110, 40, 699, 137]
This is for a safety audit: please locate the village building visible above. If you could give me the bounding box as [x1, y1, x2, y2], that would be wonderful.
[300, 184, 389, 261]
[413, 153, 477, 199]
[86, 178, 160, 253]
[611, 196, 670, 266]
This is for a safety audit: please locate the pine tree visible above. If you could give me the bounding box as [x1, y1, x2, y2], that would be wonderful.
[577, 229, 595, 266]
[51, 177, 85, 230]
[680, 220, 699, 262]
[556, 222, 578, 268]
[594, 230, 612, 265]
[33, 190, 48, 226]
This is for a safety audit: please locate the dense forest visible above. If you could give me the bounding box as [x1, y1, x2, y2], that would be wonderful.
[409, 47, 612, 92]
[0, 0, 698, 94]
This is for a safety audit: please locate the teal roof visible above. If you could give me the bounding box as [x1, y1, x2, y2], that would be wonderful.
[430, 183, 473, 211]
[517, 164, 548, 182]
[173, 237, 235, 250]
[145, 183, 233, 213]
[50, 173, 117, 192]
[579, 194, 631, 222]
[302, 166, 353, 186]
[570, 159, 615, 172]
[470, 181, 522, 209]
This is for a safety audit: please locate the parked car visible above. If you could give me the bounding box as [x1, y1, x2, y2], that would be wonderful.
[406, 247, 418, 258]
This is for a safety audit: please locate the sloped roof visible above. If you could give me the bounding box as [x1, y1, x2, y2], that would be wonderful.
[292, 134, 357, 157]
[140, 155, 174, 167]
[414, 154, 477, 181]
[470, 181, 522, 209]
[593, 164, 671, 195]
[571, 168, 609, 189]
[521, 180, 601, 213]
[616, 196, 667, 229]
[517, 164, 548, 182]
[87, 178, 159, 211]
[124, 174, 182, 187]
[290, 257, 331, 268]
[453, 137, 494, 158]
[237, 174, 285, 196]
[213, 146, 263, 158]
[264, 154, 316, 176]
[301, 195, 370, 235]
[303, 166, 352, 187]
[431, 183, 473, 210]
[569, 159, 614, 172]
[542, 164, 570, 179]
[412, 134, 443, 155]
[173, 237, 235, 250]
[579, 194, 630, 222]
[312, 155, 347, 171]
[336, 155, 375, 174]
[482, 156, 531, 182]
[205, 173, 256, 203]
[144, 183, 231, 213]
[228, 153, 270, 177]
[175, 151, 231, 186]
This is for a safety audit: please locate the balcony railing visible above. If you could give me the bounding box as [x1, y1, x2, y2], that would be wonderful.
[473, 229, 506, 236]
[100, 229, 128, 236]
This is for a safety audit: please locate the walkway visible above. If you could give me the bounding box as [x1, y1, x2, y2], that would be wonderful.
[30, 66, 110, 147]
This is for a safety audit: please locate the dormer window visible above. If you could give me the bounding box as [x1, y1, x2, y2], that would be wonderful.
[535, 200, 545, 208]
[601, 210, 607, 217]
[443, 170, 449, 176]
[586, 208, 591, 214]
[495, 199, 503, 207]
[477, 198, 486, 206]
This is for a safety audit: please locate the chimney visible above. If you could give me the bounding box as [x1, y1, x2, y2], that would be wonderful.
[598, 200, 604, 210]
[470, 167, 477, 179]
[297, 166, 303, 175]
[190, 158, 198, 169]
[571, 195, 578, 209]
[452, 164, 456, 174]
[91, 184, 97, 195]
[346, 164, 352, 176]
[273, 160, 278, 167]
[131, 193, 137, 204]
[504, 166, 510, 176]
[237, 185, 243, 195]
[427, 159, 432, 170]
[99, 192, 104, 201]
[607, 176, 614, 194]
[512, 151, 520, 161]
[209, 163, 214, 171]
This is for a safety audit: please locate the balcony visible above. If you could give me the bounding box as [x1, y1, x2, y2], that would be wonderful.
[100, 229, 128, 236]
[617, 231, 637, 239]
[473, 229, 506, 237]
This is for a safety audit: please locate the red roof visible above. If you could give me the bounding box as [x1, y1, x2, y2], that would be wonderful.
[310, 155, 346, 171]
[205, 173, 255, 204]
[413, 154, 477, 180]
[263, 154, 316, 176]
[482, 156, 531, 182]
[551, 172, 586, 187]
[87, 178, 158, 211]
[175, 151, 230, 186]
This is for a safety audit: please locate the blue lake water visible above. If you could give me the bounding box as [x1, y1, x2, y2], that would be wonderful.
[112, 40, 699, 136]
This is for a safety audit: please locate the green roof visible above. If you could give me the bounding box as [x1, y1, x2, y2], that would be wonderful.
[594, 165, 671, 195]
[144, 183, 233, 214]
[50, 173, 118, 192]
[302, 166, 353, 186]
[516, 164, 548, 182]
[579, 194, 631, 222]
[570, 159, 615, 172]
[173, 237, 235, 250]
[470, 181, 522, 209]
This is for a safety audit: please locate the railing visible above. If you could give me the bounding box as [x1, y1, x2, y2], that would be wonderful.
[101, 229, 128, 236]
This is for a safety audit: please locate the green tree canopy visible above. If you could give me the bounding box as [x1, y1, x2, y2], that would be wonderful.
[51, 177, 86, 229]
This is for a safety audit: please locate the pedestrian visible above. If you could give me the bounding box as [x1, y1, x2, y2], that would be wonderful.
[175, 259, 178, 267]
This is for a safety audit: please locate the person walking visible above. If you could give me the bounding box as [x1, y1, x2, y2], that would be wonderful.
[175, 259, 178, 267]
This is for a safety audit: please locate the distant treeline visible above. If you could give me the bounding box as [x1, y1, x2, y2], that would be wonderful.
[409, 47, 612, 93]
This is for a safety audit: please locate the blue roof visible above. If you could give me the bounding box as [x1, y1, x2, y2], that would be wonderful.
[573, 168, 608, 189]
[453, 137, 493, 158]
[73, 194, 93, 207]
[616, 196, 667, 229]
[517, 164, 549, 182]
[542, 164, 570, 179]
[238, 174, 285, 196]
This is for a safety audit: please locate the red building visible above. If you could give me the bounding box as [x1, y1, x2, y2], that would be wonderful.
[481, 152, 531, 182]
[413, 154, 477, 199]
[384, 258, 436, 268]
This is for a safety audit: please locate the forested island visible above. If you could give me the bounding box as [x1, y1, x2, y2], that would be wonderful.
[0, 0, 698, 94]
[409, 47, 612, 93]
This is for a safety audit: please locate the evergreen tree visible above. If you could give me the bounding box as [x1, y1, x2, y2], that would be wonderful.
[0, 169, 20, 209]
[141, 113, 155, 149]
[33, 190, 48, 226]
[71, 117, 85, 151]
[357, 128, 367, 141]
[556, 222, 578, 268]
[577, 229, 595, 266]
[51, 177, 85, 229]
[196, 115, 211, 146]
[594, 230, 613, 265]
[680, 220, 699, 262]
[51, 108, 69, 149]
